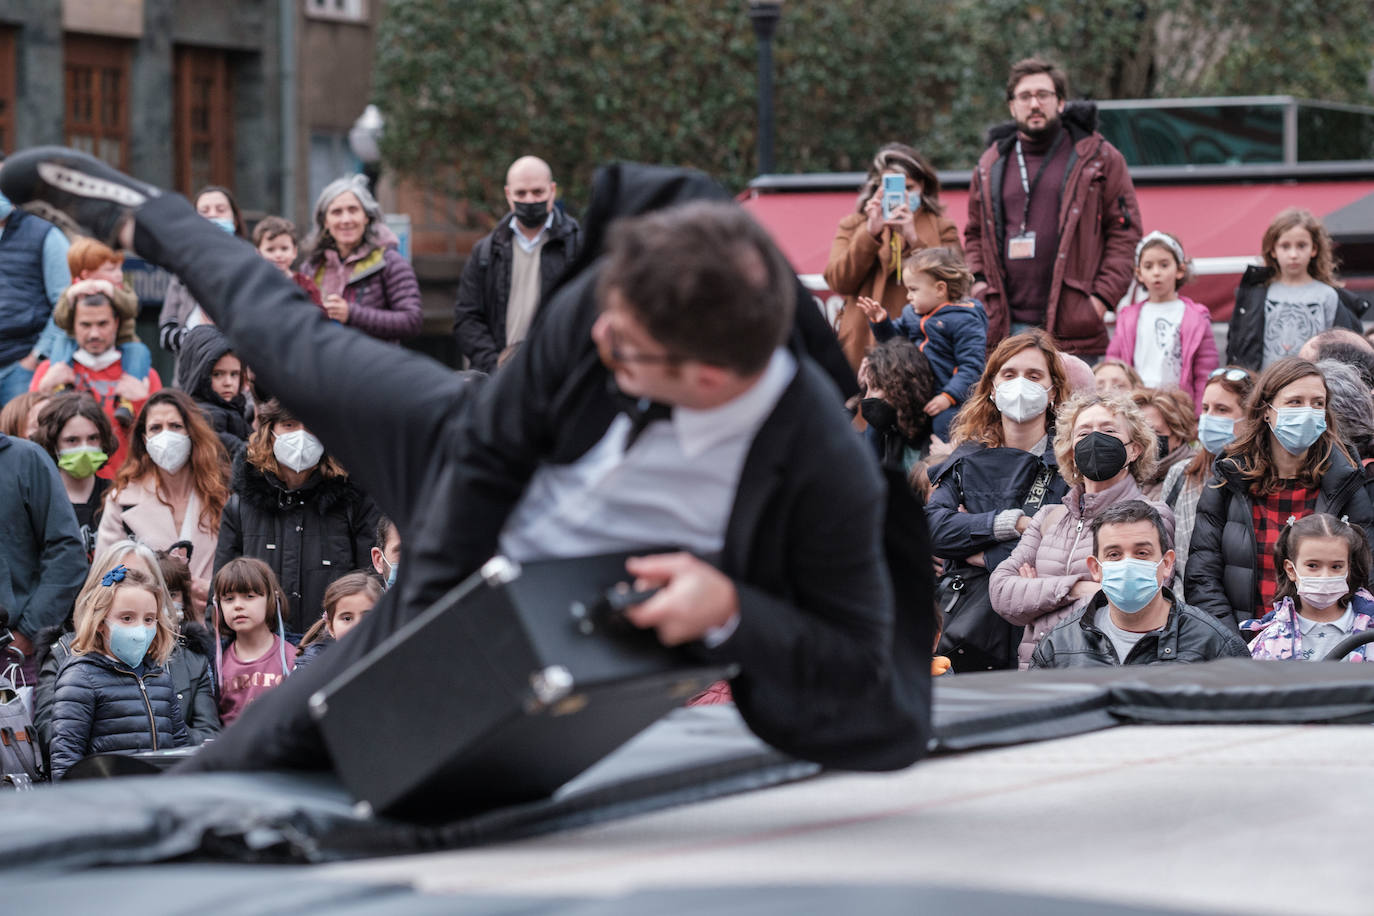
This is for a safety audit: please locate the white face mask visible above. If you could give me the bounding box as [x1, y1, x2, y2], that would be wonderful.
[993, 376, 1050, 423]
[145, 430, 192, 474]
[1295, 574, 1349, 610]
[273, 429, 325, 473]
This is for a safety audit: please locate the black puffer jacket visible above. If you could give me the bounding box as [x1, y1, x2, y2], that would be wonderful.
[215, 453, 381, 633]
[1185, 450, 1374, 626]
[1030, 589, 1250, 668]
[927, 441, 1069, 569]
[175, 325, 251, 458]
[1224, 265, 1370, 370]
[48, 651, 189, 780]
[35, 622, 221, 762]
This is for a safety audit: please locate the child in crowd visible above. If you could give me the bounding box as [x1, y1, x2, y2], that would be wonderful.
[47, 565, 188, 780]
[371, 515, 401, 589]
[1105, 231, 1218, 410]
[1245, 513, 1374, 661]
[253, 216, 324, 309]
[213, 557, 294, 725]
[294, 572, 384, 669]
[175, 325, 252, 457]
[857, 247, 987, 440]
[1228, 208, 1351, 370]
[1092, 358, 1141, 393]
[47, 239, 152, 392]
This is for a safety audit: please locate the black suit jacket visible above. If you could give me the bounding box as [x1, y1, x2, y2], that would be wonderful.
[137, 164, 926, 774]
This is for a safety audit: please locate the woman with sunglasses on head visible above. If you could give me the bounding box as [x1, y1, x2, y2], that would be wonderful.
[824, 143, 961, 370]
[1185, 358, 1374, 628]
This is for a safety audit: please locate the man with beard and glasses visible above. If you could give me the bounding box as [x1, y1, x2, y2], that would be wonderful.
[452, 156, 583, 373]
[964, 57, 1141, 360]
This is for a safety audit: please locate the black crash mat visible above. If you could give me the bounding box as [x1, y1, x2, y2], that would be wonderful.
[931, 657, 1374, 753]
[0, 705, 816, 870]
[2, 868, 1204, 916]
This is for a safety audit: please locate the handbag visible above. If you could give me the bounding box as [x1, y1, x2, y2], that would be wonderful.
[936, 462, 1054, 672]
[0, 659, 41, 788]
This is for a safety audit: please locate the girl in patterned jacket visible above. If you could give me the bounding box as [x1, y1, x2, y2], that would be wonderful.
[1245, 513, 1374, 662]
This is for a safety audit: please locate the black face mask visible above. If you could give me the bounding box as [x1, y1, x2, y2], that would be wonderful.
[860, 397, 898, 431]
[1156, 433, 1171, 461]
[1074, 431, 1129, 482]
[512, 200, 550, 229]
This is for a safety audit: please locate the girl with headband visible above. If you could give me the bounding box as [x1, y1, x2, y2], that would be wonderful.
[1104, 230, 1218, 413]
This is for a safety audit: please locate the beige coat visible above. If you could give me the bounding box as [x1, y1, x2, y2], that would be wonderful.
[824, 209, 961, 371]
[94, 476, 218, 584]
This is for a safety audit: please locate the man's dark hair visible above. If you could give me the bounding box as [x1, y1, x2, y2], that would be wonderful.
[1006, 57, 1068, 101]
[374, 515, 397, 553]
[1091, 499, 1171, 555]
[1315, 341, 1374, 389]
[597, 200, 795, 375]
[73, 292, 118, 322]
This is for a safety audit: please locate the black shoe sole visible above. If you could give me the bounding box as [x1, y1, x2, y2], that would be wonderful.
[0, 146, 160, 247]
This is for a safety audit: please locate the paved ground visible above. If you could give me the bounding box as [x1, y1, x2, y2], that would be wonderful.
[325, 723, 1374, 914]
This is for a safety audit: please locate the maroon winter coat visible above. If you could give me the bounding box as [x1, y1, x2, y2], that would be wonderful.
[964, 101, 1141, 355]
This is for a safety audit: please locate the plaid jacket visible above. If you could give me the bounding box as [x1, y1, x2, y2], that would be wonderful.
[1250, 484, 1319, 613]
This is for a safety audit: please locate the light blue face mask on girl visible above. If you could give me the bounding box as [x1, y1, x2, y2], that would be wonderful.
[1197, 414, 1236, 454]
[1269, 406, 1326, 455]
[209, 217, 235, 234]
[109, 622, 155, 669]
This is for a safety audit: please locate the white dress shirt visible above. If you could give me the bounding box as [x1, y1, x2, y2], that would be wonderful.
[499, 348, 798, 564]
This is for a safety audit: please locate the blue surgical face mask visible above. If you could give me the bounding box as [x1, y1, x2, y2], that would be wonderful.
[907, 191, 922, 212]
[209, 216, 236, 234]
[1269, 406, 1326, 455]
[1197, 414, 1236, 454]
[108, 622, 156, 669]
[381, 555, 398, 590]
[0, 188, 12, 220]
[1098, 558, 1164, 614]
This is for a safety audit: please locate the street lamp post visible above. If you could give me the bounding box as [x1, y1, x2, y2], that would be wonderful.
[747, 1, 782, 177]
[348, 103, 385, 189]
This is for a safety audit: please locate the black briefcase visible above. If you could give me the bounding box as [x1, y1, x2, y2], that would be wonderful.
[309, 551, 735, 820]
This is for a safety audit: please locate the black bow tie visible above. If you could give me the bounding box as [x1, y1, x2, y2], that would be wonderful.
[616, 392, 673, 450]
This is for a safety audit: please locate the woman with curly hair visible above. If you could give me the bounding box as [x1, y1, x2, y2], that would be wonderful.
[823, 142, 961, 370]
[990, 389, 1172, 668]
[857, 338, 935, 471]
[95, 389, 228, 609]
[214, 399, 380, 635]
[1186, 357, 1374, 626]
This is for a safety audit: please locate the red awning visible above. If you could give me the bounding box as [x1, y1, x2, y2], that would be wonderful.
[740, 180, 1374, 319]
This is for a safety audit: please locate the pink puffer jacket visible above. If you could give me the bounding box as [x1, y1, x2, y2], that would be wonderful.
[990, 473, 1175, 669]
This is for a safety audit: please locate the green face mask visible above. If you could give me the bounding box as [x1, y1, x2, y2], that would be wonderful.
[57, 446, 108, 480]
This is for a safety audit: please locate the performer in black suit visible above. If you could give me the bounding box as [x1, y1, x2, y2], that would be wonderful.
[0, 151, 932, 774]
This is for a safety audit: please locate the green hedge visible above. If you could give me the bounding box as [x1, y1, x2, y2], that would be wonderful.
[375, 0, 1374, 221]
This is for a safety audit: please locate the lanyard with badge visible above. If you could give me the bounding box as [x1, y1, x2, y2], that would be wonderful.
[1007, 130, 1064, 261]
